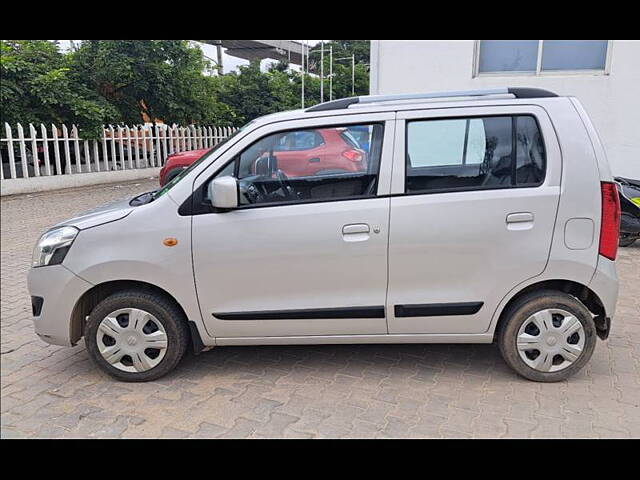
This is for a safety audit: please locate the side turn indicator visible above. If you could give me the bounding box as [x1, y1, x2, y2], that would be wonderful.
[163, 237, 178, 247]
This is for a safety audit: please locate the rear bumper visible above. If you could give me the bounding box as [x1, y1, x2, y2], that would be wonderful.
[27, 265, 93, 346]
[589, 255, 618, 322]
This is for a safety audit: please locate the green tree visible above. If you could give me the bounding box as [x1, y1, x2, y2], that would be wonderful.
[324, 61, 369, 100]
[325, 40, 370, 65]
[303, 40, 370, 101]
[1, 40, 372, 134]
[212, 61, 320, 126]
[70, 40, 232, 126]
[0, 40, 117, 137]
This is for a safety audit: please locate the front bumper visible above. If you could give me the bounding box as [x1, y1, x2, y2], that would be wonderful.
[27, 265, 93, 346]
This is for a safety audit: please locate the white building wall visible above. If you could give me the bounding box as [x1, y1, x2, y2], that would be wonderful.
[370, 40, 640, 177]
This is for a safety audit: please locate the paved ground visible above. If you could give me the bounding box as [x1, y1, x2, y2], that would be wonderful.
[1, 179, 639, 438]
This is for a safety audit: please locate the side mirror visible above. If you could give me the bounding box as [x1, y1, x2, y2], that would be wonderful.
[209, 176, 238, 210]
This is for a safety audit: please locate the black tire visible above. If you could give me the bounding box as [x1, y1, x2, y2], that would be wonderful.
[85, 289, 189, 382]
[498, 290, 597, 382]
[619, 235, 636, 247]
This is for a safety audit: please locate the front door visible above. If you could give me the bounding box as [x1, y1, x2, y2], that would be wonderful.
[386, 106, 561, 334]
[192, 116, 395, 338]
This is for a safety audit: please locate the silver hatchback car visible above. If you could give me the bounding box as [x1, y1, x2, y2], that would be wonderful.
[28, 88, 620, 382]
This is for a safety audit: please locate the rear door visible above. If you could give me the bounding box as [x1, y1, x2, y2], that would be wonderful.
[387, 105, 562, 334]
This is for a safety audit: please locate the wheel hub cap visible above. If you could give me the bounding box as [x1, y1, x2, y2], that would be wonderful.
[516, 308, 585, 373]
[96, 308, 168, 373]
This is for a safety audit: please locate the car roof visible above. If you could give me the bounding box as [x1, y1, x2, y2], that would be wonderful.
[249, 88, 566, 128]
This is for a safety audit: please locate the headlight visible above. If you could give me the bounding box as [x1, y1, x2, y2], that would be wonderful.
[32, 226, 79, 268]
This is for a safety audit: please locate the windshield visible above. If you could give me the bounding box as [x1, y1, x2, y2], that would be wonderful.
[153, 121, 254, 200]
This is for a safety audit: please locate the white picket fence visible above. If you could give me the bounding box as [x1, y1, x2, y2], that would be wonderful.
[1, 122, 238, 181]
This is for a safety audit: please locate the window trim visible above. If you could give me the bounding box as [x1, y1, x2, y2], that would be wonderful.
[403, 113, 547, 196]
[472, 40, 612, 77]
[179, 121, 386, 215]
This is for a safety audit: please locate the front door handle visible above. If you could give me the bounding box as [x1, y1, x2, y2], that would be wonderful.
[343, 223, 370, 235]
[308, 157, 321, 163]
[342, 223, 370, 242]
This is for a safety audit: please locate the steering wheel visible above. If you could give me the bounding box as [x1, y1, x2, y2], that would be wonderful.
[275, 169, 295, 199]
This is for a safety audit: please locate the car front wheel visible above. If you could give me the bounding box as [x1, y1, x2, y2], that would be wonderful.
[85, 290, 189, 382]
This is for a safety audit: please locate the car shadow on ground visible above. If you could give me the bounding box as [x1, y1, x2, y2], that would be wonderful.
[166, 341, 524, 385]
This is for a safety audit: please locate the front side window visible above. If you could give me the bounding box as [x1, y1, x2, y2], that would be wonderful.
[405, 115, 545, 193]
[478, 40, 609, 75]
[209, 123, 384, 207]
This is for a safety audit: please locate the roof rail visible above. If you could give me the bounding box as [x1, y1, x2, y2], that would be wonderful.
[306, 87, 558, 112]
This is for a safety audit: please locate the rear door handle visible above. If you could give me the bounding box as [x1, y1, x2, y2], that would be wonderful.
[506, 212, 534, 223]
[506, 212, 534, 231]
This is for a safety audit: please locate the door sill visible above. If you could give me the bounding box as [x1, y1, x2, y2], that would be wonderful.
[214, 333, 493, 346]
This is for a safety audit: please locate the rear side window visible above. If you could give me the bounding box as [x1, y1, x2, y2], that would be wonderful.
[405, 115, 545, 193]
[515, 116, 546, 186]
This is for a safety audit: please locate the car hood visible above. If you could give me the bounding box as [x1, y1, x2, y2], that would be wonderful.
[54, 196, 135, 230]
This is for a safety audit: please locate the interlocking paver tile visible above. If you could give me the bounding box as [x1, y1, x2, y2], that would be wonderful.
[1, 178, 639, 438]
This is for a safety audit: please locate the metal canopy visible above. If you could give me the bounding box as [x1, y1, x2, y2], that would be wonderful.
[199, 40, 305, 66]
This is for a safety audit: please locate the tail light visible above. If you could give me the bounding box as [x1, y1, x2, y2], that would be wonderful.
[599, 182, 621, 260]
[342, 149, 363, 162]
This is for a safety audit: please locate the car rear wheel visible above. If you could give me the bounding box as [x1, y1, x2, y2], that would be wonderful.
[85, 290, 189, 382]
[498, 290, 596, 382]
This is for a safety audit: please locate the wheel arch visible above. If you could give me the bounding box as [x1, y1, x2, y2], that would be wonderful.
[492, 279, 608, 341]
[70, 279, 204, 351]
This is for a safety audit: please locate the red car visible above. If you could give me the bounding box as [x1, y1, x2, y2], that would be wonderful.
[158, 127, 367, 186]
[159, 148, 209, 186]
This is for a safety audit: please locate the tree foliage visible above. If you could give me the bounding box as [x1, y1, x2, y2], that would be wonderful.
[70, 40, 237, 127]
[1, 40, 370, 134]
[322, 40, 370, 65]
[1, 40, 117, 137]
